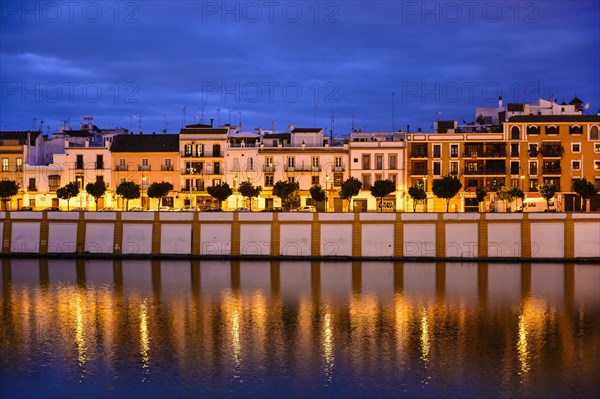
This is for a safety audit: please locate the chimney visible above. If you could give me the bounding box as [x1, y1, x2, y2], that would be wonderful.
[85, 139, 89, 147]
[498, 96, 503, 108]
[80, 122, 83, 129]
[289, 123, 295, 131]
[210, 118, 214, 127]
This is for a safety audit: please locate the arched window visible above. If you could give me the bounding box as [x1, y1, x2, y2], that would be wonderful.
[590, 126, 599, 140]
[545, 125, 559, 135]
[511, 126, 520, 140]
[527, 125, 540, 135]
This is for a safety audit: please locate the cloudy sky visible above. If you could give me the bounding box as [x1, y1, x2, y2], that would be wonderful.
[1, 1, 598, 135]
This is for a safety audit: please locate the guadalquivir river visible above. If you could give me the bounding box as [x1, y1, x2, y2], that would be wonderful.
[1, 260, 599, 399]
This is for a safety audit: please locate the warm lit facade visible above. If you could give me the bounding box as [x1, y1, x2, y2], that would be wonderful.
[348, 131, 408, 212]
[111, 134, 180, 210]
[0, 131, 42, 209]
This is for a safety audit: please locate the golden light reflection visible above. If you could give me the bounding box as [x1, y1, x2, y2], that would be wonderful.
[420, 310, 430, 366]
[75, 292, 87, 376]
[517, 313, 529, 375]
[139, 299, 150, 379]
[232, 309, 241, 368]
[322, 310, 334, 382]
[394, 293, 410, 354]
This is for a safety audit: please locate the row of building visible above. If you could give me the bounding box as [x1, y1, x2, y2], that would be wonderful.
[2, 96, 599, 212]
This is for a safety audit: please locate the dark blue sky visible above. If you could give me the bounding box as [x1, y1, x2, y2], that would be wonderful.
[1, 1, 599, 135]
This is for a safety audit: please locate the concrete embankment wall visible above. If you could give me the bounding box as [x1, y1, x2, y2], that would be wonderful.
[1, 211, 599, 261]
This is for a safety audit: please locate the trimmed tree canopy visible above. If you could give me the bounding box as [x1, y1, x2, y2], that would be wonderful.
[238, 180, 262, 210]
[432, 175, 463, 212]
[147, 182, 174, 210]
[573, 178, 598, 212]
[116, 181, 141, 211]
[57, 182, 80, 211]
[207, 183, 233, 208]
[339, 177, 362, 211]
[370, 179, 396, 212]
[538, 183, 558, 211]
[309, 185, 326, 203]
[273, 180, 299, 210]
[85, 181, 107, 210]
[408, 186, 427, 212]
[0, 180, 19, 210]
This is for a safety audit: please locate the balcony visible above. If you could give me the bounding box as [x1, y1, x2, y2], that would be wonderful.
[75, 163, 84, 170]
[410, 169, 428, 176]
[411, 151, 428, 158]
[181, 168, 203, 175]
[161, 164, 174, 171]
[95, 162, 104, 169]
[285, 165, 317, 172]
[333, 165, 345, 172]
[115, 164, 128, 171]
[542, 165, 562, 175]
[463, 150, 507, 158]
[540, 146, 564, 158]
[27, 185, 37, 192]
[263, 165, 276, 172]
[181, 151, 223, 158]
[529, 168, 538, 175]
[138, 165, 151, 171]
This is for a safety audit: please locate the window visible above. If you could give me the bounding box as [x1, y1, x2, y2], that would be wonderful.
[389, 154, 397, 170]
[96, 154, 103, 169]
[248, 158, 254, 171]
[389, 174, 397, 184]
[287, 176, 295, 183]
[119, 158, 126, 169]
[595, 161, 600, 171]
[312, 176, 319, 185]
[48, 175, 60, 191]
[594, 143, 600, 153]
[334, 173, 343, 187]
[528, 144, 538, 157]
[572, 160, 581, 171]
[529, 161, 537, 175]
[510, 161, 519, 175]
[545, 125, 559, 135]
[353, 158, 358, 163]
[1, 158, 8, 172]
[165, 158, 172, 167]
[527, 126, 540, 135]
[511, 143, 519, 157]
[375, 155, 383, 169]
[75, 175, 84, 189]
[142, 158, 149, 167]
[450, 144, 459, 158]
[265, 174, 274, 186]
[213, 162, 220, 174]
[265, 156, 273, 167]
[76, 154, 84, 169]
[212, 179, 221, 186]
[591, 126, 599, 140]
[28, 177, 36, 191]
[184, 144, 192, 156]
[433, 144, 441, 158]
[335, 156, 343, 169]
[96, 175, 104, 184]
[511, 126, 520, 140]
[571, 143, 580, 153]
[16, 158, 23, 171]
[212, 144, 220, 157]
[375, 174, 382, 182]
[433, 161, 441, 176]
[287, 157, 295, 168]
[362, 154, 371, 170]
[120, 177, 126, 184]
[362, 174, 371, 189]
[311, 156, 319, 170]
[569, 125, 582, 135]
[450, 161, 458, 175]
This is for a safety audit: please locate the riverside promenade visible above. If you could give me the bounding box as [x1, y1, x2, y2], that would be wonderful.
[1, 211, 599, 262]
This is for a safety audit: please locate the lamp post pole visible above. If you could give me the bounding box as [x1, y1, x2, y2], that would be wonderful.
[422, 176, 427, 212]
[325, 175, 330, 212]
[189, 141, 194, 210]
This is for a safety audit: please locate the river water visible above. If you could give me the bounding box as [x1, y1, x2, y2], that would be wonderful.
[1, 260, 599, 398]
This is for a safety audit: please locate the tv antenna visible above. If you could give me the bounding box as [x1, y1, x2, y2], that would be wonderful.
[162, 114, 168, 133]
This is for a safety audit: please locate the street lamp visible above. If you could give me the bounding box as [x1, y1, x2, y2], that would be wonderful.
[233, 176, 238, 209]
[422, 176, 428, 212]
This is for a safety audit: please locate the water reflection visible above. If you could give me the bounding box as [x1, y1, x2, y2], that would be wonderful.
[1, 259, 599, 399]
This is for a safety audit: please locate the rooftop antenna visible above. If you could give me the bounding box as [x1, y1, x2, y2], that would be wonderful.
[271, 120, 276, 130]
[330, 110, 335, 139]
[32, 117, 37, 130]
[39, 119, 44, 132]
[217, 109, 221, 126]
[239, 111, 242, 129]
[182, 106, 187, 128]
[162, 114, 167, 134]
[351, 113, 355, 132]
[201, 105, 204, 124]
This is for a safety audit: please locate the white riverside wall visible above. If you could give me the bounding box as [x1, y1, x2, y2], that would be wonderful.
[1, 211, 599, 260]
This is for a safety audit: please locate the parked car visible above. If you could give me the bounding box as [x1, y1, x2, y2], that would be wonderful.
[73, 207, 87, 211]
[262, 207, 283, 212]
[202, 207, 222, 212]
[232, 207, 251, 212]
[19, 206, 34, 211]
[44, 207, 60, 212]
[516, 198, 556, 212]
[100, 207, 115, 211]
[129, 207, 143, 211]
[292, 206, 316, 212]
[158, 206, 174, 211]
[177, 205, 195, 211]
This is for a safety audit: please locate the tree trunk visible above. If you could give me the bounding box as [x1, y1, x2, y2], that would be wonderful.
[446, 199, 450, 212]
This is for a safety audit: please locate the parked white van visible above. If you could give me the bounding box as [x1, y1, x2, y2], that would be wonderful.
[516, 197, 556, 212]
